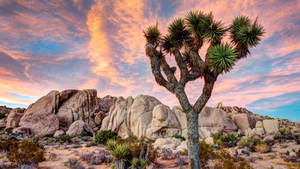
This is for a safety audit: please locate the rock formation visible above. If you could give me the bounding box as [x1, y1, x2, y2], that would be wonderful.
[1, 89, 297, 140]
[17, 89, 116, 137]
[6, 108, 25, 128]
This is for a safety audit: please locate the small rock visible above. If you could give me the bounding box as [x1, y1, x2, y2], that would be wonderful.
[204, 137, 214, 145]
[48, 153, 57, 161]
[263, 135, 275, 145]
[54, 130, 65, 137]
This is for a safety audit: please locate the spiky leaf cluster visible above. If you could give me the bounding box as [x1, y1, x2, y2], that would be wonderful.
[204, 21, 227, 45]
[143, 26, 161, 46]
[186, 11, 211, 38]
[230, 16, 264, 47]
[207, 43, 237, 74]
[161, 19, 191, 53]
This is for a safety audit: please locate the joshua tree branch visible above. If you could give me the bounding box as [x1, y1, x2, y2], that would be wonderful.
[193, 71, 217, 113]
[146, 43, 175, 93]
[160, 56, 178, 85]
[173, 49, 190, 85]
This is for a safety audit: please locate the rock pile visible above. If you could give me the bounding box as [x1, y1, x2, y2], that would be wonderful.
[0, 89, 298, 143]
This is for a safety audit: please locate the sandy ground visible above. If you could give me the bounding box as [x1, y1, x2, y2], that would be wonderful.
[1, 141, 299, 169]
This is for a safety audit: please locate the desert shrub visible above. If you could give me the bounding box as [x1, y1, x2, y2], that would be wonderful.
[106, 139, 118, 151]
[279, 128, 287, 135]
[0, 113, 6, 119]
[80, 136, 90, 142]
[214, 132, 240, 147]
[5, 138, 45, 165]
[174, 135, 186, 141]
[55, 135, 72, 144]
[240, 136, 264, 152]
[130, 158, 139, 169]
[255, 142, 271, 153]
[140, 159, 147, 169]
[95, 130, 118, 144]
[0, 137, 19, 152]
[212, 131, 224, 142]
[81, 130, 93, 137]
[146, 141, 158, 163]
[112, 144, 130, 160]
[215, 149, 253, 169]
[5, 128, 13, 134]
[199, 141, 215, 167]
[180, 149, 188, 156]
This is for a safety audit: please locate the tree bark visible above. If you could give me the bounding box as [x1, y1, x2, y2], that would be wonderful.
[186, 109, 201, 169]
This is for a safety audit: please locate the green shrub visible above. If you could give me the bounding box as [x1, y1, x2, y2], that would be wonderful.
[0, 138, 45, 165]
[140, 159, 147, 169]
[130, 158, 138, 169]
[279, 128, 287, 135]
[174, 135, 186, 141]
[112, 144, 130, 160]
[199, 141, 215, 167]
[86, 141, 97, 147]
[0, 113, 6, 119]
[213, 131, 240, 147]
[55, 135, 72, 144]
[80, 136, 90, 142]
[95, 130, 118, 144]
[106, 139, 117, 151]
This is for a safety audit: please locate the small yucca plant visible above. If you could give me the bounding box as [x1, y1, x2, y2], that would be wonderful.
[112, 144, 130, 160]
[106, 139, 117, 151]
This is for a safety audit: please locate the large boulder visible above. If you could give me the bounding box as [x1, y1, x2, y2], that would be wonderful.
[153, 138, 182, 151]
[101, 95, 181, 139]
[6, 108, 25, 128]
[126, 95, 161, 138]
[19, 91, 60, 137]
[232, 113, 250, 133]
[263, 119, 279, 135]
[173, 106, 237, 138]
[146, 104, 181, 139]
[100, 96, 134, 138]
[98, 95, 117, 112]
[56, 89, 99, 129]
[198, 107, 237, 137]
[66, 120, 95, 137]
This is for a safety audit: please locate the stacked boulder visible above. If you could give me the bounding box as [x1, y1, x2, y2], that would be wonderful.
[8, 89, 116, 137]
[100, 95, 182, 139]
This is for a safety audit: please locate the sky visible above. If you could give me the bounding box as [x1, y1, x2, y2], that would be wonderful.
[0, 0, 300, 121]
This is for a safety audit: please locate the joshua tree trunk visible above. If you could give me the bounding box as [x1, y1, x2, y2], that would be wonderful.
[186, 109, 201, 169]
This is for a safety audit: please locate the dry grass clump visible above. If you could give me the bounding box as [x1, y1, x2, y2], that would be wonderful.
[0, 137, 45, 166]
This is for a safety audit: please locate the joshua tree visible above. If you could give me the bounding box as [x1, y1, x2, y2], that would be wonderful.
[144, 11, 264, 169]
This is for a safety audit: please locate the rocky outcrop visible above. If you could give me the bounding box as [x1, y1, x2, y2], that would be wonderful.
[56, 89, 99, 129]
[174, 106, 237, 138]
[232, 113, 250, 133]
[6, 108, 25, 128]
[221, 106, 263, 128]
[19, 91, 60, 137]
[66, 120, 95, 137]
[146, 104, 181, 139]
[100, 96, 134, 137]
[0, 106, 12, 116]
[17, 89, 116, 137]
[101, 95, 182, 139]
[98, 95, 117, 113]
[263, 119, 279, 135]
